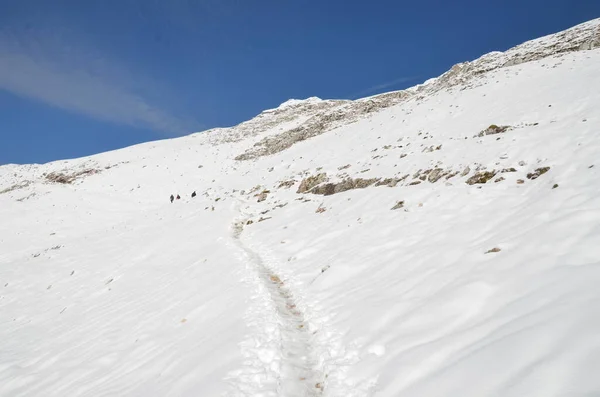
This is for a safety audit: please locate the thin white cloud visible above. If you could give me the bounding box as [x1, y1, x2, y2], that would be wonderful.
[0, 32, 199, 135]
[351, 76, 419, 98]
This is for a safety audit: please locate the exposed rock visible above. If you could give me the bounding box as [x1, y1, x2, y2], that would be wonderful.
[553, 184, 559, 189]
[296, 173, 328, 193]
[466, 171, 497, 185]
[428, 168, 448, 183]
[408, 180, 422, 186]
[311, 183, 336, 196]
[234, 93, 413, 160]
[476, 124, 511, 137]
[527, 167, 551, 180]
[16, 192, 37, 202]
[501, 168, 517, 173]
[391, 201, 405, 210]
[418, 169, 432, 181]
[375, 178, 402, 187]
[315, 205, 326, 213]
[0, 181, 31, 194]
[353, 178, 380, 188]
[211, 20, 598, 157]
[461, 166, 471, 177]
[248, 185, 263, 194]
[256, 190, 270, 202]
[485, 247, 502, 254]
[517, 179, 525, 184]
[277, 180, 296, 189]
[46, 169, 99, 184]
[494, 176, 505, 183]
[337, 164, 351, 170]
[423, 144, 442, 153]
[445, 171, 459, 180]
[310, 177, 380, 196]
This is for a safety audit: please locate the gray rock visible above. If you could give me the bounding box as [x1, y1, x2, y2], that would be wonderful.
[466, 171, 497, 185]
[297, 173, 328, 193]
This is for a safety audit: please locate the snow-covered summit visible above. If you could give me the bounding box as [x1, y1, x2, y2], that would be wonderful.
[1, 19, 600, 397]
[264, 97, 324, 113]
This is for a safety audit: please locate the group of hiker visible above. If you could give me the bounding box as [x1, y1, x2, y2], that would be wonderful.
[170, 191, 196, 203]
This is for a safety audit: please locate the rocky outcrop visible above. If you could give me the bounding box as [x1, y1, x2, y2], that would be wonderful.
[427, 168, 448, 183]
[45, 169, 100, 184]
[235, 92, 413, 161]
[419, 19, 600, 94]
[297, 173, 328, 193]
[374, 177, 405, 187]
[277, 180, 296, 189]
[228, 19, 599, 160]
[256, 190, 269, 202]
[476, 125, 512, 137]
[527, 167, 551, 180]
[309, 177, 381, 196]
[466, 171, 497, 185]
[0, 181, 32, 194]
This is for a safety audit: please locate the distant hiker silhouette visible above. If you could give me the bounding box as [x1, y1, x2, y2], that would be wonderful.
[176, 194, 181, 200]
[170, 194, 174, 203]
[191, 191, 197, 198]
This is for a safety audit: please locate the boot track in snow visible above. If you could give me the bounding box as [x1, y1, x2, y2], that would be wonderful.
[228, 219, 327, 396]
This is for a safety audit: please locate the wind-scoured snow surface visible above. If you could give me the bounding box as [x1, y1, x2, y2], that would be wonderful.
[1, 19, 600, 397]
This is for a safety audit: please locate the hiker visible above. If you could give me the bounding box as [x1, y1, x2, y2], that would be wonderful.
[191, 191, 196, 198]
[170, 194, 174, 203]
[176, 194, 181, 200]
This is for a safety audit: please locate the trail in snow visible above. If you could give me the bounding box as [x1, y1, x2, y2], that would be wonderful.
[228, 218, 326, 396]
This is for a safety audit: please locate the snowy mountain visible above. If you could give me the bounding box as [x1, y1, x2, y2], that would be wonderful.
[1, 19, 600, 397]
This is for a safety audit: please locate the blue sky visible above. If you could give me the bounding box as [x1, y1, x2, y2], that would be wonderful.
[1, 0, 598, 164]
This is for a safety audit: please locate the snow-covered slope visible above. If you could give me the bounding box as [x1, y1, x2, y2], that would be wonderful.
[1, 19, 600, 397]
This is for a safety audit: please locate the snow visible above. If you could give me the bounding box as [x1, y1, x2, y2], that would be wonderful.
[263, 97, 324, 113]
[1, 21, 600, 397]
